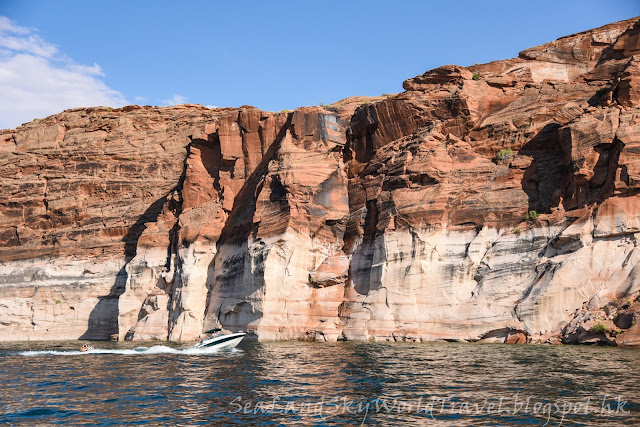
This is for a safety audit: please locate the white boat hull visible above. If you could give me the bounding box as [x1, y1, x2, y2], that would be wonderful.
[194, 332, 246, 350]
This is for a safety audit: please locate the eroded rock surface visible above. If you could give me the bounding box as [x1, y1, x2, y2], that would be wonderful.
[561, 291, 640, 346]
[2, 18, 640, 345]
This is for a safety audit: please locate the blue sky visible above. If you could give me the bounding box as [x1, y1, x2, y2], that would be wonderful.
[1, 1, 638, 129]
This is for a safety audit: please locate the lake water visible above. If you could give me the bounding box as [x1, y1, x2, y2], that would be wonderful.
[0, 340, 638, 425]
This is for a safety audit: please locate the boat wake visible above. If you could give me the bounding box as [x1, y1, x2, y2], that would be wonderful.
[18, 345, 241, 357]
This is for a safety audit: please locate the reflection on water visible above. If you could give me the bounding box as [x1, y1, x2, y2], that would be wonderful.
[0, 340, 638, 425]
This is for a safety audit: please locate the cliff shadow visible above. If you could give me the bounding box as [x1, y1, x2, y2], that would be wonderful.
[79, 195, 172, 340]
[347, 198, 382, 296]
[519, 123, 566, 214]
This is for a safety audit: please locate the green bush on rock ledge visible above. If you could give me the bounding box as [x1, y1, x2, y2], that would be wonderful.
[525, 210, 539, 220]
[592, 322, 608, 332]
[495, 148, 513, 161]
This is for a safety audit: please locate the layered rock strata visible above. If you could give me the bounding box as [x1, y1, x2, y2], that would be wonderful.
[1, 17, 640, 345]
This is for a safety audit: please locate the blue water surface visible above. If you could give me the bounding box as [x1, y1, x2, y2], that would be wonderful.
[0, 340, 638, 425]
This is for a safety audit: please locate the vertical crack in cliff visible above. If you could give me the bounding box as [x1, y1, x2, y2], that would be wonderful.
[363, 199, 379, 243]
[29, 290, 37, 327]
[512, 261, 558, 330]
[601, 132, 625, 202]
[163, 140, 191, 272]
[41, 175, 48, 212]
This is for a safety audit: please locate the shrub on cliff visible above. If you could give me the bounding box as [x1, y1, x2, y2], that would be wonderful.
[592, 322, 608, 332]
[495, 148, 513, 161]
[525, 210, 539, 220]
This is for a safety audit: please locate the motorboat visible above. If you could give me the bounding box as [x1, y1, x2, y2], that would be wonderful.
[80, 344, 94, 352]
[194, 328, 246, 350]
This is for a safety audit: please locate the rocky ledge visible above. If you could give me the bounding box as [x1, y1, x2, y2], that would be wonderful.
[1, 17, 640, 345]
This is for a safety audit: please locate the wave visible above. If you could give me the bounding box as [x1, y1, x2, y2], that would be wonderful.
[18, 345, 241, 357]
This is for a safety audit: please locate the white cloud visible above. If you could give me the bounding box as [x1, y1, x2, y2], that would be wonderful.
[162, 94, 188, 106]
[0, 16, 29, 35]
[0, 16, 128, 130]
[0, 33, 58, 58]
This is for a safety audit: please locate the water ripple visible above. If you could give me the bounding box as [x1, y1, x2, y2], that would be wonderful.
[0, 341, 638, 425]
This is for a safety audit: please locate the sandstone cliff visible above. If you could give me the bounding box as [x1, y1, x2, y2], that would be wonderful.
[1, 17, 640, 345]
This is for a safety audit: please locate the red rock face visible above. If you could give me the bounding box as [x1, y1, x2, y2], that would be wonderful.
[2, 17, 640, 344]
